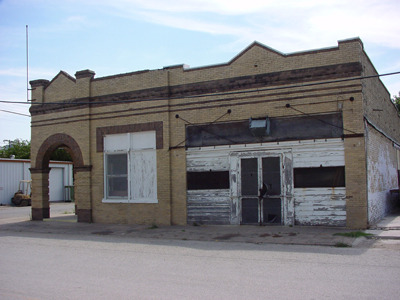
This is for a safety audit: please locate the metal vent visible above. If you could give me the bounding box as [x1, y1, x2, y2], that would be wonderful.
[249, 117, 270, 137]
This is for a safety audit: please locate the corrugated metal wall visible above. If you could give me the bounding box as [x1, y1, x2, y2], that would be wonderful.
[0, 159, 73, 205]
[0, 159, 30, 205]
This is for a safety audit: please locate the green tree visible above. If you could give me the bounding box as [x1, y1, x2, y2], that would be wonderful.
[393, 92, 400, 114]
[0, 140, 72, 161]
[0, 139, 30, 159]
[50, 147, 72, 161]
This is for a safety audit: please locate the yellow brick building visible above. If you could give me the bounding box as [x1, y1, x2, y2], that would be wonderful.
[30, 38, 400, 229]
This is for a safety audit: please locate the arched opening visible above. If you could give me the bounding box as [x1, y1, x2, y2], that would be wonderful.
[30, 133, 92, 222]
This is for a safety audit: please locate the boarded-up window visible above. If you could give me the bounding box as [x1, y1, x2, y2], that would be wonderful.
[103, 131, 157, 203]
[187, 171, 230, 190]
[294, 166, 345, 188]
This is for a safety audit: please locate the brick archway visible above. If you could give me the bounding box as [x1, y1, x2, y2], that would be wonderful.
[34, 133, 85, 170]
[30, 133, 92, 222]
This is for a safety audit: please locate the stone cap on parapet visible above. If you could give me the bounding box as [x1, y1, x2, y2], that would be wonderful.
[75, 69, 96, 79]
[29, 79, 50, 88]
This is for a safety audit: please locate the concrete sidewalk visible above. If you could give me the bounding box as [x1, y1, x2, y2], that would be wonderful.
[366, 214, 400, 240]
[1, 203, 400, 248]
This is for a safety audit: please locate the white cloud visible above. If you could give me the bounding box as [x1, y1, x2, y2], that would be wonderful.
[0, 68, 26, 77]
[0, 67, 58, 79]
[71, 0, 400, 96]
[88, 0, 400, 51]
[95, 0, 348, 15]
[305, 2, 400, 48]
[137, 10, 249, 36]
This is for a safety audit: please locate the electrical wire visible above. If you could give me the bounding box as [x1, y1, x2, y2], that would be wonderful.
[285, 104, 359, 135]
[171, 109, 234, 149]
[0, 109, 30, 117]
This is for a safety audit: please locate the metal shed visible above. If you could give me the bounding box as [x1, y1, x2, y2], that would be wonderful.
[0, 158, 73, 205]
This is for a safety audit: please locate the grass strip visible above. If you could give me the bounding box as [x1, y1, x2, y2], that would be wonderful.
[333, 231, 374, 238]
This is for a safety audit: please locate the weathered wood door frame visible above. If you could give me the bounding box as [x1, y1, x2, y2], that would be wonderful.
[230, 150, 294, 225]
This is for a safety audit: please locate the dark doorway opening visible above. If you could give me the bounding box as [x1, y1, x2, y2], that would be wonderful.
[240, 156, 282, 225]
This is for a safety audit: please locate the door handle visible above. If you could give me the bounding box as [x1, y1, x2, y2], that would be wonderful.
[259, 183, 268, 198]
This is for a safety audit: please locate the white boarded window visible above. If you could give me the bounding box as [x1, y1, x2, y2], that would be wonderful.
[130, 131, 156, 150]
[104, 133, 130, 152]
[103, 131, 157, 203]
[131, 150, 157, 201]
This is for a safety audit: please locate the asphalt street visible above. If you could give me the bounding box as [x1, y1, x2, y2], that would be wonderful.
[1, 230, 400, 300]
[1, 203, 400, 299]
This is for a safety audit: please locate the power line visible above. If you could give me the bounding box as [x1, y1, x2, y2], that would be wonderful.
[0, 109, 30, 117]
[0, 100, 32, 104]
[1, 70, 400, 107]
[285, 104, 359, 135]
[171, 109, 233, 149]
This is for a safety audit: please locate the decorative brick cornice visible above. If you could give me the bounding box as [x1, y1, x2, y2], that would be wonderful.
[30, 62, 363, 116]
[96, 121, 163, 152]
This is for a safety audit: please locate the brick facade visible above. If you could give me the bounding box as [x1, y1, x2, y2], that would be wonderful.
[30, 38, 400, 228]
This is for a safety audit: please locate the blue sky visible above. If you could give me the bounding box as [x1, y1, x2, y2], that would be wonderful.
[1, 0, 400, 147]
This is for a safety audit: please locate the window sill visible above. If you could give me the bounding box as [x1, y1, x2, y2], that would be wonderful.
[102, 198, 128, 203]
[102, 198, 158, 204]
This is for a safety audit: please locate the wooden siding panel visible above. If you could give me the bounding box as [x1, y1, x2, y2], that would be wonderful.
[294, 188, 346, 226]
[186, 139, 346, 226]
[186, 153, 229, 171]
[187, 190, 231, 225]
[292, 145, 345, 168]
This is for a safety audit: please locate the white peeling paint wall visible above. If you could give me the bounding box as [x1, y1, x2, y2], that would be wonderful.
[294, 188, 346, 226]
[187, 190, 231, 225]
[292, 141, 346, 226]
[366, 126, 399, 225]
[186, 149, 230, 224]
[187, 138, 346, 226]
